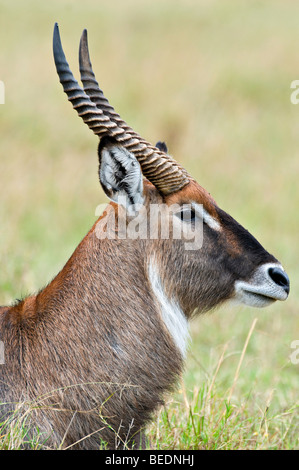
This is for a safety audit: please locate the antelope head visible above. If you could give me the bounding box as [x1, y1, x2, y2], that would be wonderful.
[53, 24, 289, 355]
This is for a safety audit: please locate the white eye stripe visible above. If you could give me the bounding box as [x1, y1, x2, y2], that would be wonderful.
[192, 203, 221, 231]
[202, 208, 221, 231]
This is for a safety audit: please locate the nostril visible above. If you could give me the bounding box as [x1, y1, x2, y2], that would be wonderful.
[268, 267, 290, 294]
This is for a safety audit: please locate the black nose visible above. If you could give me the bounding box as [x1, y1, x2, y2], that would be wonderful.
[268, 267, 290, 294]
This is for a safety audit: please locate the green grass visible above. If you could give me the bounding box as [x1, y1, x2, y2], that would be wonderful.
[0, 0, 298, 449]
[149, 318, 298, 449]
[149, 385, 298, 450]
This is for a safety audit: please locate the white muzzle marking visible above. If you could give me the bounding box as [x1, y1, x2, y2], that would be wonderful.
[234, 263, 289, 308]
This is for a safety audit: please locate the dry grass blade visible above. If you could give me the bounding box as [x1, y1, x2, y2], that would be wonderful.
[227, 318, 258, 405]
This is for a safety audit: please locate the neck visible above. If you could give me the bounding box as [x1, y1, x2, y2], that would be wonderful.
[1, 217, 185, 446]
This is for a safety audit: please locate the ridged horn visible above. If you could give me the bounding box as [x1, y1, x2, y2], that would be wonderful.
[53, 23, 190, 195]
[79, 29, 145, 140]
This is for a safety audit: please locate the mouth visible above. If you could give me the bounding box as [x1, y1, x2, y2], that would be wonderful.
[239, 289, 279, 308]
[234, 263, 290, 309]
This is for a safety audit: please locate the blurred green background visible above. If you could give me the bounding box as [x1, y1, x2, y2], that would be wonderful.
[0, 0, 298, 446]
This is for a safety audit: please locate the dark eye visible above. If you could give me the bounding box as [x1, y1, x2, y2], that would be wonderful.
[179, 209, 196, 222]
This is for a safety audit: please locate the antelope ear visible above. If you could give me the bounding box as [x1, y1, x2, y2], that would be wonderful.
[98, 137, 144, 211]
[155, 141, 168, 153]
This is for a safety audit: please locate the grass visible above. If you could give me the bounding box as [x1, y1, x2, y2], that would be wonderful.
[150, 383, 298, 450]
[149, 318, 298, 449]
[1, 319, 297, 449]
[0, 0, 298, 449]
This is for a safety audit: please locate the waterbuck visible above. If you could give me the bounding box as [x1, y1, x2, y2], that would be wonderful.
[0, 24, 290, 449]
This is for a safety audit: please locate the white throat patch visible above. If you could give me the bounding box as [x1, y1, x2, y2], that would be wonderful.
[148, 260, 190, 358]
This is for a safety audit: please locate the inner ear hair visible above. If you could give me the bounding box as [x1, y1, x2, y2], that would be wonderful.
[98, 137, 144, 211]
